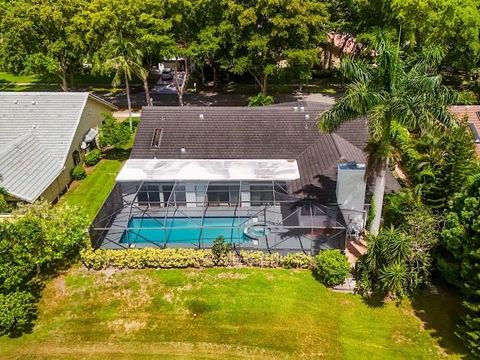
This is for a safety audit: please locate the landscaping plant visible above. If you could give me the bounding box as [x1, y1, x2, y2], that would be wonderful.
[211, 236, 232, 265]
[313, 250, 350, 287]
[437, 175, 480, 357]
[84, 149, 102, 166]
[98, 114, 131, 149]
[0, 202, 88, 336]
[355, 226, 435, 300]
[247, 93, 274, 107]
[71, 165, 86, 180]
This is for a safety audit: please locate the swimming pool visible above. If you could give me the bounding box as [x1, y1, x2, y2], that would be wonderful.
[120, 217, 251, 245]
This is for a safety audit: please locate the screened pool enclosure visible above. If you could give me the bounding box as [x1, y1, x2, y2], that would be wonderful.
[90, 180, 348, 254]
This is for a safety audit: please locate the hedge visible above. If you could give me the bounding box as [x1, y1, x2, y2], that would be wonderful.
[80, 248, 314, 270]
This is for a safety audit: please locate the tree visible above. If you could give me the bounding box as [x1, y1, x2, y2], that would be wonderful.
[0, 187, 9, 213]
[95, 37, 143, 130]
[98, 114, 131, 149]
[317, 36, 459, 235]
[330, 0, 480, 70]
[439, 175, 480, 357]
[0, 0, 87, 91]
[83, 0, 174, 106]
[225, 0, 329, 94]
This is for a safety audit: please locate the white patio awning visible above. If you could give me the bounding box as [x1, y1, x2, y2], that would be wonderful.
[116, 159, 300, 182]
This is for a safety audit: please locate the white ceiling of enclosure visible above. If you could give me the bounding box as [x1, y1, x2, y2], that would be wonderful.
[116, 159, 300, 182]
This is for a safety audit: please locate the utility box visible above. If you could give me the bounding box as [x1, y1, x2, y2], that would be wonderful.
[336, 162, 367, 232]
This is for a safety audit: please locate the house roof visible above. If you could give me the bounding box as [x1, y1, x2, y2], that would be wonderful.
[450, 105, 480, 156]
[0, 92, 116, 202]
[131, 106, 400, 203]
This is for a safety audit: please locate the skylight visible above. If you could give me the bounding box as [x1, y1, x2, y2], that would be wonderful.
[151, 129, 162, 148]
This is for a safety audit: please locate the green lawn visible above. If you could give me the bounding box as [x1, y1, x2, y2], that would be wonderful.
[0, 267, 469, 359]
[59, 159, 123, 221]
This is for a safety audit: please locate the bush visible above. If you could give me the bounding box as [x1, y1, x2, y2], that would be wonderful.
[0, 291, 36, 336]
[84, 149, 102, 166]
[313, 250, 350, 287]
[99, 113, 131, 148]
[247, 93, 274, 107]
[71, 165, 86, 180]
[211, 236, 231, 265]
[81, 248, 314, 270]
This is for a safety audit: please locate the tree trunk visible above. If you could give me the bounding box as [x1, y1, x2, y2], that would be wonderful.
[174, 57, 189, 107]
[60, 68, 68, 92]
[213, 65, 219, 91]
[143, 75, 152, 106]
[125, 73, 133, 131]
[69, 69, 74, 90]
[261, 75, 268, 95]
[369, 157, 388, 236]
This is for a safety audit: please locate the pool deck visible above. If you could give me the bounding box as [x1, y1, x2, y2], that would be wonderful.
[93, 204, 346, 254]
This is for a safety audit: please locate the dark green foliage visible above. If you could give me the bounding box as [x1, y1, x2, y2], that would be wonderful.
[438, 175, 480, 357]
[84, 149, 102, 166]
[356, 226, 436, 300]
[0, 187, 9, 213]
[247, 93, 274, 107]
[313, 250, 350, 287]
[211, 236, 231, 265]
[392, 122, 478, 211]
[71, 165, 86, 180]
[0, 292, 36, 336]
[0, 202, 88, 335]
[98, 114, 130, 149]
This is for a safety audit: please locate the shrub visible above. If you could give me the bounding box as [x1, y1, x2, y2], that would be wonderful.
[313, 250, 350, 287]
[84, 149, 102, 166]
[71, 165, 86, 180]
[247, 93, 274, 107]
[0, 291, 36, 336]
[211, 236, 231, 265]
[99, 113, 131, 148]
[81, 248, 315, 270]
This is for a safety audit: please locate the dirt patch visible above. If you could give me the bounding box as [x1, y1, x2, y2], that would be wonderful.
[107, 319, 146, 333]
[164, 292, 174, 303]
[216, 272, 248, 280]
[51, 277, 67, 300]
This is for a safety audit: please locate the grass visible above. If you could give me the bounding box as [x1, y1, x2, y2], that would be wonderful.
[0, 267, 469, 359]
[59, 159, 123, 221]
[0, 71, 115, 92]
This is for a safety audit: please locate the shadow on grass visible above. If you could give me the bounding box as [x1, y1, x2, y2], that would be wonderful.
[103, 147, 131, 162]
[412, 282, 472, 359]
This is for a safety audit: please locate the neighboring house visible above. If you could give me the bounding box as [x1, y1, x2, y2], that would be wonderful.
[450, 105, 480, 156]
[91, 103, 399, 253]
[320, 33, 359, 70]
[0, 92, 117, 203]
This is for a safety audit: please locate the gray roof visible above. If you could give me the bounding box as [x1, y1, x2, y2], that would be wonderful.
[0, 92, 116, 202]
[132, 106, 400, 203]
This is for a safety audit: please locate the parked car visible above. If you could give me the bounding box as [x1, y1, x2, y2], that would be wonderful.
[161, 68, 174, 81]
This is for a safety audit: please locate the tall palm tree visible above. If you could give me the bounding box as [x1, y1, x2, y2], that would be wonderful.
[100, 36, 144, 131]
[318, 35, 459, 235]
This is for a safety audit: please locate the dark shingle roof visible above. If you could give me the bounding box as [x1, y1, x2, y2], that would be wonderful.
[132, 106, 398, 203]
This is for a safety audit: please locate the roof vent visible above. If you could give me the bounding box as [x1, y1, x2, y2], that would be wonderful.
[305, 114, 310, 120]
[199, 114, 204, 120]
[180, 148, 186, 154]
[300, 106, 305, 112]
[14, 100, 18, 104]
[293, 106, 298, 112]
[32, 100, 36, 105]
[32, 124, 37, 129]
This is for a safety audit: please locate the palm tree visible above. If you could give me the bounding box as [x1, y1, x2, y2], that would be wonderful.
[100, 36, 145, 131]
[317, 35, 459, 235]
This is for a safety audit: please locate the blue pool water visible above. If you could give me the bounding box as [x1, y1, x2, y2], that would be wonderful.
[120, 217, 250, 245]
